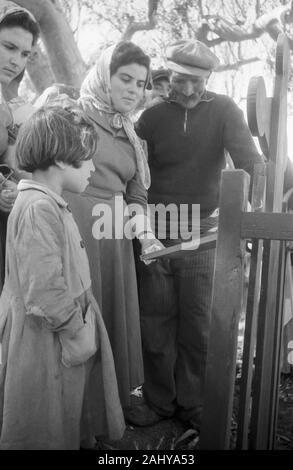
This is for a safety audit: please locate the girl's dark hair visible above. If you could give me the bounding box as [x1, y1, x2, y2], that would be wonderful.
[16, 103, 98, 173]
[110, 41, 151, 81]
[0, 12, 40, 45]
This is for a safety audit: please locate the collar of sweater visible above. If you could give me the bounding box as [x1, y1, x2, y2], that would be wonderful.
[168, 89, 215, 108]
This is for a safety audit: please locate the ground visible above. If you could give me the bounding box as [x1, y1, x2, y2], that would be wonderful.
[96, 374, 293, 451]
[276, 374, 293, 450]
[94, 316, 293, 451]
[98, 417, 199, 451]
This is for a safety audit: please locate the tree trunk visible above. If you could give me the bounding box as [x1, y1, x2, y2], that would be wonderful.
[122, 0, 159, 40]
[15, 0, 87, 89]
[26, 44, 55, 94]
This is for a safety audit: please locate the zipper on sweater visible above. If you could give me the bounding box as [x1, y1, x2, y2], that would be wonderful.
[184, 109, 188, 134]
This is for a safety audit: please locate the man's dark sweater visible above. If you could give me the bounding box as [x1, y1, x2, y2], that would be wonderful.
[136, 90, 264, 219]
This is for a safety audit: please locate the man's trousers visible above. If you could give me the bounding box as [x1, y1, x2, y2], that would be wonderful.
[139, 248, 215, 422]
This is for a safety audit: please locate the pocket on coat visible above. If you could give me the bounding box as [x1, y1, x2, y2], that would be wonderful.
[59, 303, 98, 367]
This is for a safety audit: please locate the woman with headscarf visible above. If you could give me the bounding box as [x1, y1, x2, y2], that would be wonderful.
[64, 41, 163, 415]
[0, 1, 39, 292]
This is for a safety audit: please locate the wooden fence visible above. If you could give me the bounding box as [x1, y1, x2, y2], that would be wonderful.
[200, 34, 291, 450]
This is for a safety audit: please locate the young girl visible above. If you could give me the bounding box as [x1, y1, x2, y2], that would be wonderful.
[0, 104, 125, 449]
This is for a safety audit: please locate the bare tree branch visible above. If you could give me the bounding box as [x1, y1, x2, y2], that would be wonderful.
[217, 57, 261, 71]
[202, 3, 293, 50]
[203, 15, 259, 41]
[122, 0, 160, 40]
[198, 0, 204, 17]
[9, 0, 292, 96]
[148, 0, 160, 19]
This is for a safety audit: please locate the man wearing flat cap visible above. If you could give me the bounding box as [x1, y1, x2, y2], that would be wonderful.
[151, 69, 171, 100]
[143, 68, 171, 110]
[133, 40, 264, 429]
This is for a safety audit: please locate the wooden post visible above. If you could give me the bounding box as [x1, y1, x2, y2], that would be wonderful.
[200, 170, 250, 449]
[236, 162, 266, 449]
[270, 235, 286, 448]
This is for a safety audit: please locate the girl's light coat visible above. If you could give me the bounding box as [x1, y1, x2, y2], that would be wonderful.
[0, 180, 125, 449]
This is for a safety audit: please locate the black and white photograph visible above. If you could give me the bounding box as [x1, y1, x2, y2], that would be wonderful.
[0, 0, 293, 457]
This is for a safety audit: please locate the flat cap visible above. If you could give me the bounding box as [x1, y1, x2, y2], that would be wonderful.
[165, 40, 220, 77]
[151, 69, 170, 83]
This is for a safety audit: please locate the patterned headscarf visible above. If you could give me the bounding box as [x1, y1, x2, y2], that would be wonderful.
[79, 45, 151, 190]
